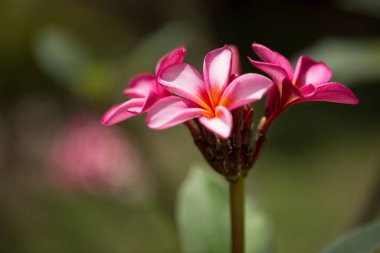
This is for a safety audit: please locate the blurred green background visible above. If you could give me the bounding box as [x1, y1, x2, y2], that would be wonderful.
[0, 0, 380, 252]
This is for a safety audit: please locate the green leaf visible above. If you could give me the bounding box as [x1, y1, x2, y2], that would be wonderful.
[33, 27, 92, 86]
[176, 165, 271, 253]
[320, 221, 380, 253]
[33, 27, 115, 103]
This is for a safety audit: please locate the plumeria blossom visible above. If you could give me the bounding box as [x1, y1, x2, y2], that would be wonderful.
[46, 116, 140, 193]
[102, 43, 360, 179]
[101, 46, 186, 125]
[248, 43, 359, 118]
[146, 45, 273, 139]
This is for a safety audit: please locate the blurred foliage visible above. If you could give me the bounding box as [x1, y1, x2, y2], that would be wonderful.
[0, 0, 380, 252]
[33, 26, 115, 104]
[176, 165, 271, 253]
[320, 221, 380, 253]
[340, 0, 380, 18]
[34, 27, 92, 86]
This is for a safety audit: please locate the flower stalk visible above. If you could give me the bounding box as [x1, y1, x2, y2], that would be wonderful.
[229, 177, 245, 253]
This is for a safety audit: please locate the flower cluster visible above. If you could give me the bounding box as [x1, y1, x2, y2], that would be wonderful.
[102, 43, 359, 180]
[47, 115, 139, 193]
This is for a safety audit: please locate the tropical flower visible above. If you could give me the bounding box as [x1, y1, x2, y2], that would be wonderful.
[248, 43, 359, 119]
[101, 46, 186, 125]
[46, 115, 139, 193]
[146, 45, 273, 139]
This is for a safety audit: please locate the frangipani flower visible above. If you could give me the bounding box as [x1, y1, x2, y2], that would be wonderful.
[248, 43, 359, 117]
[101, 46, 186, 125]
[46, 116, 139, 193]
[146, 45, 273, 139]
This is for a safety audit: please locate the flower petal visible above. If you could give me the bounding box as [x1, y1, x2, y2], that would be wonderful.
[155, 46, 186, 75]
[203, 45, 232, 104]
[123, 74, 156, 98]
[146, 96, 207, 130]
[230, 45, 241, 75]
[264, 84, 280, 117]
[101, 99, 145, 125]
[199, 106, 233, 139]
[220, 73, 273, 110]
[248, 58, 289, 88]
[158, 63, 210, 110]
[252, 43, 293, 79]
[298, 82, 359, 104]
[299, 84, 317, 97]
[293, 56, 332, 87]
[279, 78, 303, 108]
[135, 90, 160, 113]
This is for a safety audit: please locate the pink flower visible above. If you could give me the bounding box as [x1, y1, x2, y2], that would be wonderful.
[146, 45, 273, 139]
[46, 116, 139, 193]
[101, 46, 186, 125]
[248, 43, 359, 117]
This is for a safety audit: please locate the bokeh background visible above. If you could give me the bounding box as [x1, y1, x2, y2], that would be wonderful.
[1, 0, 380, 252]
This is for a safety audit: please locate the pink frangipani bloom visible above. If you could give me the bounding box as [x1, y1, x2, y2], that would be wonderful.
[101, 46, 186, 125]
[248, 43, 359, 117]
[146, 45, 273, 139]
[46, 116, 139, 193]
[230, 45, 242, 76]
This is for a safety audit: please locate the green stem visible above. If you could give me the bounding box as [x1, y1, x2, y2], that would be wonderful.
[229, 177, 245, 253]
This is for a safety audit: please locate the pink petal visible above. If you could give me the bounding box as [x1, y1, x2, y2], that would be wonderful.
[220, 73, 273, 110]
[298, 82, 359, 104]
[264, 85, 280, 117]
[293, 56, 332, 87]
[152, 80, 171, 98]
[158, 63, 210, 110]
[299, 84, 317, 97]
[248, 58, 289, 88]
[230, 45, 241, 75]
[252, 43, 293, 79]
[155, 46, 186, 75]
[135, 90, 160, 113]
[199, 106, 233, 139]
[203, 45, 232, 103]
[123, 73, 156, 98]
[146, 96, 207, 130]
[280, 79, 303, 107]
[101, 99, 145, 125]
